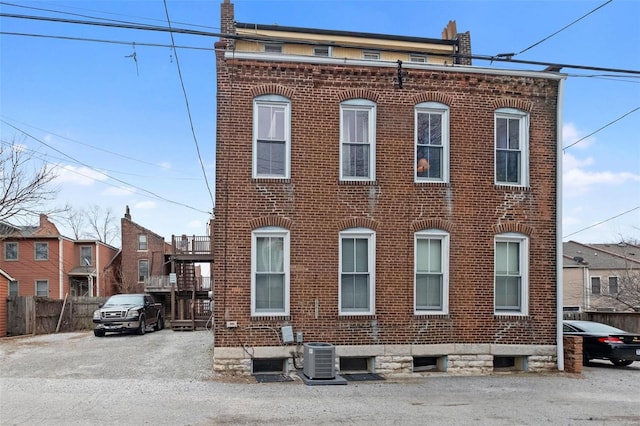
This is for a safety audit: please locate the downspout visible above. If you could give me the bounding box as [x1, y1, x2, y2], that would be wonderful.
[556, 77, 566, 371]
[95, 241, 100, 297]
[59, 237, 64, 299]
[584, 267, 589, 310]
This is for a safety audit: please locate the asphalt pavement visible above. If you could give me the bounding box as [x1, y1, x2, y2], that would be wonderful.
[1, 330, 639, 425]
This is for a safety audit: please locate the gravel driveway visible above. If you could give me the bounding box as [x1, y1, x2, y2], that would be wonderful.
[1, 330, 639, 425]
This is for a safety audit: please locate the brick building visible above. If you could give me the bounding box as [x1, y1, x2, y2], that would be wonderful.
[212, 0, 565, 376]
[0, 214, 118, 299]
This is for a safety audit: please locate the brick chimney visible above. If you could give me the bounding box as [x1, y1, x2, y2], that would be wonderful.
[35, 214, 60, 236]
[442, 20, 472, 66]
[219, 0, 235, 49]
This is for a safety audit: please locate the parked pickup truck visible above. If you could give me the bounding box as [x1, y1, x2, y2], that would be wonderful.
[93, 293, 164, 337]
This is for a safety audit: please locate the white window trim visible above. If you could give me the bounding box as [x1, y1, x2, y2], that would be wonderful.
[80, 246, 92, 266]
[251, 227, 290, 317]
[313, 46, 332, 57]
[415, 102, 449, 183]
[494, 233, 529, 316]
[363, 50, 381, 60]
[339, 99, 376, 182]
[138, 259, 149, 283]
[252, 95, 291, 179]
[35, 279, 48, 297]
[414, 229, 449, 314]
[339, 228, 375, 315]
[494, 108, 529, 187]
[138, 234, 148, 251]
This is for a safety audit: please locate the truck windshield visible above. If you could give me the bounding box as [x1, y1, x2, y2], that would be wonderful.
[104, 295, 144, 307]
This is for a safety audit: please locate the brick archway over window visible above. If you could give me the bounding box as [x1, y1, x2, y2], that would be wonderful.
[411, 218, 454, 233]
[338, 89, 379, 103]
[492, 222, 534, 236]
[338, 217, 378, 231]
[249, 216, 293, 230]
[492, 98, 533, 112]
[412, 92, 453, 107]
[250, 84, 295, 99]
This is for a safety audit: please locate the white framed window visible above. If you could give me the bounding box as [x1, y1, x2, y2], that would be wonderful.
[608, 276, 618, 294]
[313, 46, 331, 57]
[138, 234, 148, 251]
[9, 280, 18, 297]
[253, 95, 291, 178]
[251, 227, 290, 316]
[591, 276, 601, 295]
[494, 233, 529, 315]
[138, 259, 149, 283]
[4, 242, 18, 260]
[340, 99, 376, 181]
[409, 54, 427, 63]
[339, 228, 375, 315]
[415, 102, 449, 182]
[35, 242, 48, 261]
[495, 108, 529, 186]
[35, 280, 48, 297]
[264, 43, 283, 54]
[414, 229, 449, 314]
[80, 246, 92, 266]
[363, 50, 380, 60]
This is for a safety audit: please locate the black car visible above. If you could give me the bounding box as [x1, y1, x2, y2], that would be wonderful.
[563, 320, 640, 366]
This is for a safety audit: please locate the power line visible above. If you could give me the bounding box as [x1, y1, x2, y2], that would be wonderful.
[563, 206, 640, 239]
[562, 107, 640, 151]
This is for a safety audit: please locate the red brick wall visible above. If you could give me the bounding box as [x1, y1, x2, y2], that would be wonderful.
[213, 54, 559, 348]
[563, 335, 583, 374]
[120, 217, 167, 292]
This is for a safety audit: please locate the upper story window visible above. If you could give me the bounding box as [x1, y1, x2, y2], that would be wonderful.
[253, 95, 291, 179]
[363, 50, 380, 60]
[264, 43, 283, 54]
[252, 227, 290, 316]
[339, 228, 375, 315]
[340, 99, 376, 181]
[313, 46, 331, 57]
[591, 277, 601, 295]
[415, 102, 449, 182]
[138, 234, 148, 251]
[495, 108, 529, 186]
[409, 54, 427, 63]
[80, 246, 92, 266]
[494, 233, 529, 315]
[608, 276, 618, 294]
[138, 259, 149, 283]
[35, 242, 49, 261]
[415, 229, 449, 314]
[4, 242, 18, 260]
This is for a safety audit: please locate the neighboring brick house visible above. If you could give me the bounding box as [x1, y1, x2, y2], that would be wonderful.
[0, 268, 12, 336]
[0, 214, 118, 299]
[213, 0, 565, 376]
[563, 241, 640, 312]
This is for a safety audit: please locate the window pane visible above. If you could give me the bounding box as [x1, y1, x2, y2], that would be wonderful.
[5, 243, 18, 260]
[139, 260, 149, 281]
[591, 277, 601, 294]
[9, 281, 18, 297]
[495, 242, 508, 274]
[342, 239, 355, 273]
[416, 274, 442, 309]
[35, 243, 48, 260]
[416, 146, 442, 179]
[257, 140, 285, 175]
[256, 274, 285, 310]
[507, 242, 519, 274]
[506, 151, 520, 183]
[342, 144, 369, 177]
[354, 238, 368, 272]
[341, 274, 369, 309]
[258, 105, 285, 140]
[609, 277, 618, 294]
[496, 276, 520, 309]
[496, 118, 508, 149]
[36, 280, 48, 297]
[508, 118, 520, 149]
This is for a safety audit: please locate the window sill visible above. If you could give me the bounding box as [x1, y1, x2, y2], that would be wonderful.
[414, 181, 450, 188]
[338, 180, 378, 186]
[338, 314, 377, 320]
[250, 315, 291, 321]
[413, 313, 451, 319]
[494, 184, 532, 191]
[252, 178, 291, 183]
[494, 314, 531, 320]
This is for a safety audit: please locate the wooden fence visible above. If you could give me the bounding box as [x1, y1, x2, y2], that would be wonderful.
[6, 296, 107, 336]
[563, 311, 640, 333]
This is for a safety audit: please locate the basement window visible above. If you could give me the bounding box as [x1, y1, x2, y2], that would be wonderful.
[252, 358, 286, 374]
[339, 357, 372, 373]
[413, 356, 446, 372]
[493, 356, 527, 372]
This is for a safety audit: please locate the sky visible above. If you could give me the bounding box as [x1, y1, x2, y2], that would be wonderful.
[1, 0, 639, 248]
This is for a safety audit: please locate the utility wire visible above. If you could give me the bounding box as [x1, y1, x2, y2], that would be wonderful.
[562, 107, 640, 151]
[516, 0, 613, 56]
[3, 121, 211, 214]
[563, 206, 640, 239]
[162, 0, 215, 212]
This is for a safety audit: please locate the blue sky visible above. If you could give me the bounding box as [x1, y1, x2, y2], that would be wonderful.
[1, 0, 639, 246]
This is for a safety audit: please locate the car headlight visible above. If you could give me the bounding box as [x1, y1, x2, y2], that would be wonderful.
[93, 310, 101, 320]
[126, 310, 140, 319]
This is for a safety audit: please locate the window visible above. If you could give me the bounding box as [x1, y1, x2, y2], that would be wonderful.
[264, 43, 283, 53]
[608, 276, 618, 294]
[252, 227, 290, 316]
[340, 228, 375, 314]
[253, 95, 291, 178]
[138, 234, 148, 251]
[35, 280, 48, 297]
[313, 46, 331, 57]
[9, 280, 18, 297]
[363, 50, 380, 60]
[591, 277, 601, 295]
[415, 102, 449, 182]
[340, 99, 376, 181]
[80, 246, 92, 266]
[494, 233, 529, 314]
[415, 229, 449, 313]
[409, 54, 427, 63]
[35, 242, 48, 260]
[4, 242, 18, 260]
[138, 260, 149, 283]
[495, 108, 529, 186]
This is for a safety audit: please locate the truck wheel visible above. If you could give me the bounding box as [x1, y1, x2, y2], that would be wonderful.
[154, 315, 164, 331]
[137, 317, 146, 335]
[94, 329, 105, 337]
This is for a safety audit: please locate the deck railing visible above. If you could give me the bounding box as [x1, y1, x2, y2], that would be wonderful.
[145, 276, 211, 292]
[172, 234, 212, 255]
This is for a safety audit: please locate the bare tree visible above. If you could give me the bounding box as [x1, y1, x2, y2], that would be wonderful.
[0, 140, 59, 223]
[86, 204, 119, 246]
[59, 202, 86, 239]
[601, 268, 640, 312]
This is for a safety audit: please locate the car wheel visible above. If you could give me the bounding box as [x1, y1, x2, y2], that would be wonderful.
[94, 329, 105, 337]
[610, 359, 633, 367]
[137, 317, 146, 335]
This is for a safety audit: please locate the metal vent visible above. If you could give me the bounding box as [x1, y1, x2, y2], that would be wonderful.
[303, 343, 335, 379]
